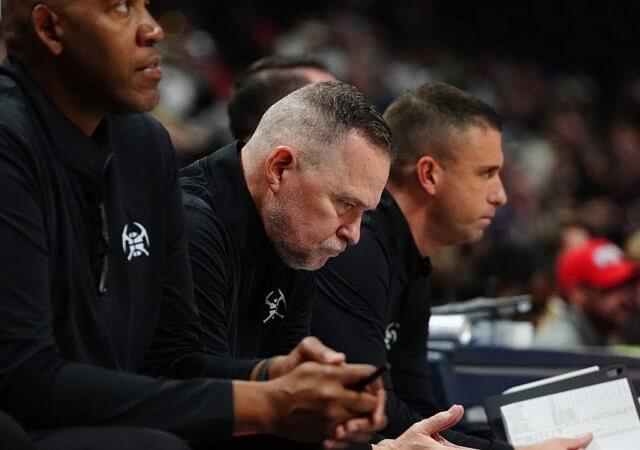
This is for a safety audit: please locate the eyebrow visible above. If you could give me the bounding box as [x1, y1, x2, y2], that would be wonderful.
[478, 164, 502, 172]
[340, 194, 377, 211]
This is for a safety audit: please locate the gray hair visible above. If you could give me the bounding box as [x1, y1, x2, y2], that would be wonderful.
[246, 81, 395, 169]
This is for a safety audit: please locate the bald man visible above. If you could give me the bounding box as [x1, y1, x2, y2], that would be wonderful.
[0, 2, 387, 449]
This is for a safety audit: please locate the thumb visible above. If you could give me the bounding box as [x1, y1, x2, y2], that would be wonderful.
[409, 405, 465, 436]
[565, 433, 593, 449]
[296, 336, 345, 365]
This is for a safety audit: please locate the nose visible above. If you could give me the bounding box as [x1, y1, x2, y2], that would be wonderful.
[336, 215, 362, 246]
[137, 10, 165, 46]
[489, 175, 508, 207]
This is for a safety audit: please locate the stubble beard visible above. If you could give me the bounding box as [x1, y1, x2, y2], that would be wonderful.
[263, 196, 323, 271]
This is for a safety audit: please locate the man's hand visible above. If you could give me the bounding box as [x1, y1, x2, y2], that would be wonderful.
[516, 435, 593, 450]
[372, 405, 476, 450]
[261, 362, 386, 442]
[323, 374, 386, 448]
[246, 337, 385, 445]
[263, 336, 346, 380]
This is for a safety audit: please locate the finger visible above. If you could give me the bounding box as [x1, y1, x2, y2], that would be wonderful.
[335, 363, 379, 386]
[434, 434, 475, 450]
[333, 423, 347, 440]
[364, 376, 384, 394]
[409, 405, 465, 436]
[342, 417, 376, 442]
[335, 388, 379, 416]
[365, 382, 387, 430]
[297, 336, 346, 365]
[566, 433, 593, 449]
[323, 439, 348, 449]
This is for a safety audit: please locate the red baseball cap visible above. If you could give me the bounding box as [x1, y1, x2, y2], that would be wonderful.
[556, 238, 639, 293]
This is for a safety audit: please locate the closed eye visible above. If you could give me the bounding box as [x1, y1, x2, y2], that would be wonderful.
[481, 167, 500, 179]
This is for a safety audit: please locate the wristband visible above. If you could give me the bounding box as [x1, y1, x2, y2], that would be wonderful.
[256, 357, 273, 381]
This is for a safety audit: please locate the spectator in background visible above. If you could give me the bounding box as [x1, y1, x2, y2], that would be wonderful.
[535, 239, 639, 348]
[468, 240, 554, 327]
[227, 54, 335, 142]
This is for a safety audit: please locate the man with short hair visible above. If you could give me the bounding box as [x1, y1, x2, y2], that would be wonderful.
[227, 54, 335, 143]
[535, 238, 638, 348]
[181, 80, 394, 386]
[0, 1, 386, 448]
[313, 83, 593, 450]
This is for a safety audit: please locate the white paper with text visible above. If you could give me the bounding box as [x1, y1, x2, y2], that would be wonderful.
[501, 378, 640, 450]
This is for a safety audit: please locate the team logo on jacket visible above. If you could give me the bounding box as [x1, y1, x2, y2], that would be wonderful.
[122, 222, 150, 261]
[263, 288, 286, 323]
[384, 322, 400, 350]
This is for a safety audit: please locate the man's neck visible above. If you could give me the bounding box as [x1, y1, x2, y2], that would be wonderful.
[240, 147, 264, 211]
[386, 182, 444, 258]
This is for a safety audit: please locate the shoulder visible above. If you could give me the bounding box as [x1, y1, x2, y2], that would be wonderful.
[181, 179, 232, 263]
[0, 73, 39, 154]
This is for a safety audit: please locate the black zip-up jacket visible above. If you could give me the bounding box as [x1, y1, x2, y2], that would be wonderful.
[313, 190, 513, 450]
[0, 60, 234, 440]
[180, 143, 315, 375]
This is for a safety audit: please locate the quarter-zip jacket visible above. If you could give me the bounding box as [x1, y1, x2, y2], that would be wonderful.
[0, 59, 234, 441]
[180, 143, 315, 374]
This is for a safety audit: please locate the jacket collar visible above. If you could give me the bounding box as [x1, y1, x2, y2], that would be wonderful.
[193, 142, 276, 262]
[373, 189, 432, 277]
[0, 58, 112, 182]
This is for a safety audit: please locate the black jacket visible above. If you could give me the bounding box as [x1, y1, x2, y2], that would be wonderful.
[0, 60, 234, 441]
[313, 190, 512, 450]
[180, 142, 315, 376]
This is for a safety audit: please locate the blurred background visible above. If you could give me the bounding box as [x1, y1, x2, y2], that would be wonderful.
[4, 0, 640, 328]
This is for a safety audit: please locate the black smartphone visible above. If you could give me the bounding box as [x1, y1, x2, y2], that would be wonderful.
[350, 363, 390, 391]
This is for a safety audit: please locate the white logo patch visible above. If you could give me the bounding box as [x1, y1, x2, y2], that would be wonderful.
[384, 322, 400, 350]
[263, 288, 286, 323]
[122, 222, 150, 261]
[593, 244, 623, 268]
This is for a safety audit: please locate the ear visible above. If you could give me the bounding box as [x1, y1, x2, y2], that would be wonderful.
[32, 4, 64, 56]
[415, 155, 441, 197]
[264, 146, 297, 194]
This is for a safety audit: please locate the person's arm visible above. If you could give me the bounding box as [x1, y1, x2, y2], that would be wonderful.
[142, 121, 260, 381]
[0, 126, 235, 440]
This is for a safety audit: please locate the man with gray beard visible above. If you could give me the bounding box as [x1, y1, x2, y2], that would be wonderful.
[180, 82, 394, 390]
